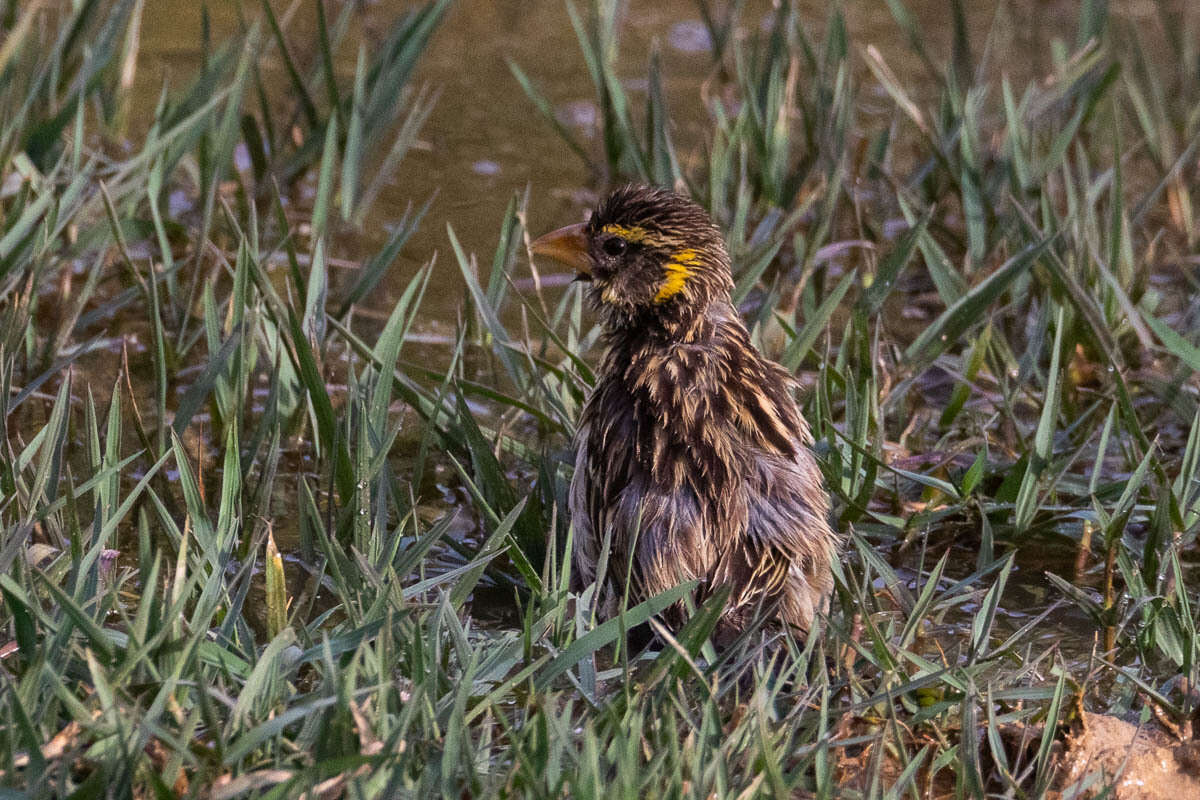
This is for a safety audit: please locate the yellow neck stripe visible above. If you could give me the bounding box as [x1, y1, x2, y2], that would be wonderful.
[654, 248, 700, 303]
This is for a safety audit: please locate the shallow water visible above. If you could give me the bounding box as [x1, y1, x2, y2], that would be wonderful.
[132, 0, 1166, 321]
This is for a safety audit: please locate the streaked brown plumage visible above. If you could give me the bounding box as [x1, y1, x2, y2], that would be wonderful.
[532, 185, 837, 640]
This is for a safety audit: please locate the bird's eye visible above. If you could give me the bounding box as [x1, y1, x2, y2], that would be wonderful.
[602, 237, 627, 257]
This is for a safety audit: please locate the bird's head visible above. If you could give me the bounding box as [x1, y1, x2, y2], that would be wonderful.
[532, 185, 733, 333]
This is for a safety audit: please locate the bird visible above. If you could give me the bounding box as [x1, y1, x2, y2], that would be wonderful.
[531, 184, 837, 643]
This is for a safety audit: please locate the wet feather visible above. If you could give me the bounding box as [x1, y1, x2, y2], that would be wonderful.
[543, 185, 839, 638]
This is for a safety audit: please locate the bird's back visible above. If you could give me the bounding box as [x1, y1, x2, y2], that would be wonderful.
[570, 301, 836, 635]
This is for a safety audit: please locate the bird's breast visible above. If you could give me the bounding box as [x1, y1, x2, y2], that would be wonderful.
[584, 362, 742, 503]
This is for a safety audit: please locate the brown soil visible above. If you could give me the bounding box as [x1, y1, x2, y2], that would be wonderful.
[1061, 711, 1200, 799]
[832, 710, 1200, 798]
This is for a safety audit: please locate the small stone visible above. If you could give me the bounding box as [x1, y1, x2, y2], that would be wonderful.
[667, 21, 712, 53]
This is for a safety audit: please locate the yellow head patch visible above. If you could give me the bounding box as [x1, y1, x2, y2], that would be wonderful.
[654, 248, 700, 303]
[601, 223, 684, 249]
[600, 224, 649, 243]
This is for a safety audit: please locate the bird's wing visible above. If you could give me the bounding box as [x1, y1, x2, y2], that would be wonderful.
[729, 445, 837, 630]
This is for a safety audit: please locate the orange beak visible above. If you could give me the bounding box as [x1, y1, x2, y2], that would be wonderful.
[530, 223, 592, 277]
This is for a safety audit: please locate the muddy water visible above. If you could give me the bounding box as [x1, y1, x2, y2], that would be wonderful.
[133, 0, 1158, 319]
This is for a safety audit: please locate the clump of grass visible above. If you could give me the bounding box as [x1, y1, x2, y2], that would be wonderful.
[1, 0, 1198, 797]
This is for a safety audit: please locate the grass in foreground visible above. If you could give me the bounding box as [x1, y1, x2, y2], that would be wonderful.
[1, 0, 1199, 797]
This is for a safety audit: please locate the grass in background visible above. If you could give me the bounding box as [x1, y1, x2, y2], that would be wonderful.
[1, 0, 1198, 796]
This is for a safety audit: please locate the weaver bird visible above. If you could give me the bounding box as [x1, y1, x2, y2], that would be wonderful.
[532, 185, 837, 641]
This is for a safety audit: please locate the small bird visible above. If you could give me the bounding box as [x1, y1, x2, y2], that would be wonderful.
[532, 185, 837, 642]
